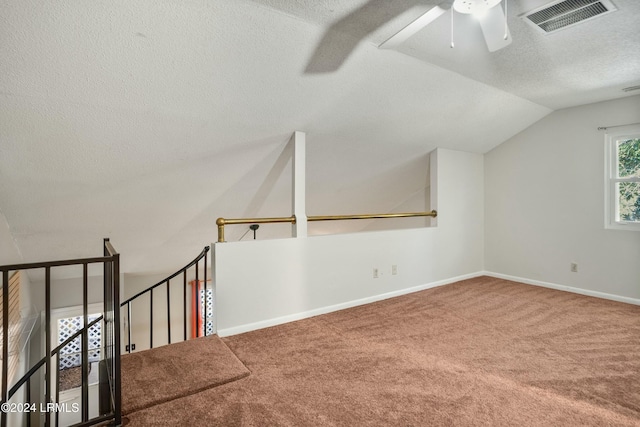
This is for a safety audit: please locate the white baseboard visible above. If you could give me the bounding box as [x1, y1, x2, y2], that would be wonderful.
[483, 271, 640, 306]
[218, 271, 640, 337]
[218, 271, 484, 337]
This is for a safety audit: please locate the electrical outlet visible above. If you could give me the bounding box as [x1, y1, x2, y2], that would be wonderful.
[126, 344, 136, 352]
[570, 263, 578, 273]
[373, 268, 379, 279]
[391, 265, 398, 275]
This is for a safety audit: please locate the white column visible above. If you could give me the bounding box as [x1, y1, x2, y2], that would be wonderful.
[429, 149, 438, 228]
[291, 131, 307, 237]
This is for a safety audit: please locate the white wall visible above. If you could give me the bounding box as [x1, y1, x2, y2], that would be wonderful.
[485, 95, 640, 300]
[121, 270, 210, 352]
[214, 148, 484, 336]
[0, 209, 22, 265]
[123, 272, 174, 352]
[30, 275, 106, 312]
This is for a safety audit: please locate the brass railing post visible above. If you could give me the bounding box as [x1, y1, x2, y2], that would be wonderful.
[216, 218, 226, 243]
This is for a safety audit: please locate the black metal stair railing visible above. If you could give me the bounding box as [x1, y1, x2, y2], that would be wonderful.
[0, 238, 121, 427]
[1, 242, 210, 427]
[120, 246, 210, 353]
[7, 316, 103, 423]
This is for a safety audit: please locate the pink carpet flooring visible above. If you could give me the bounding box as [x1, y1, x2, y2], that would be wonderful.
[123, 276, 640, 426]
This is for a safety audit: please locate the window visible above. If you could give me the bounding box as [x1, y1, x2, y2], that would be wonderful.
[50, 304, 103, 425]
[57, 313, 102, 369]
[51, 304, 103, 391]
[605, 126, 640, 230]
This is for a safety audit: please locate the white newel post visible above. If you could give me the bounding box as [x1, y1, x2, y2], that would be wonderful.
[291, 131, 307, 238]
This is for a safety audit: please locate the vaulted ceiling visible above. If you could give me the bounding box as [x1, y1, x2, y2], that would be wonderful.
[1, 0, 638, 275]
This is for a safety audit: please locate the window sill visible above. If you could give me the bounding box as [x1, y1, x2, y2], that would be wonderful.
[605, 222, 640, 232]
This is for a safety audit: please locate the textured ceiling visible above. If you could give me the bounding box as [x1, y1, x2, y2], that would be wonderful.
[390, 0, 640, 109]
[259, 0, 640, 109]
[0, 0, 635, 276]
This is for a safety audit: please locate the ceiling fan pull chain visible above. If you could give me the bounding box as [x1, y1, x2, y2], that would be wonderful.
[504, 0, 508, 40]
[450, 6, 455, 48]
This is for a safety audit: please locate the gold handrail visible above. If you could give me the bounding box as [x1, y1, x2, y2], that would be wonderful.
[215, 210, 437, 242]
[216, 216, 296, 242]
[308, 211, 437, 222]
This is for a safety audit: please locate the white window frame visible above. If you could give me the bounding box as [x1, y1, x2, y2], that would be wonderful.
[604, 125, 640, 231]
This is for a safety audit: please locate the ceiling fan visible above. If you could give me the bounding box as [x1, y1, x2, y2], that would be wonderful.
[379, 0, 512, 52]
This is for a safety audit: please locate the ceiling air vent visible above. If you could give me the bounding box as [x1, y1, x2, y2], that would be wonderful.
[522, 0, 617, 34]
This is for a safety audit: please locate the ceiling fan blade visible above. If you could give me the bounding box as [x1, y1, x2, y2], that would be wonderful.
[478, 4, 512, 52]
[379, 1, 454, 49]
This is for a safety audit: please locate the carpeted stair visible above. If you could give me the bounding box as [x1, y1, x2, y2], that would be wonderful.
[120, 334, 250, 415]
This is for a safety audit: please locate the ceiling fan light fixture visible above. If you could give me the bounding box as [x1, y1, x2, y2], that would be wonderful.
[379, 0, 512, 53]
[453, 0, 502, 16]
